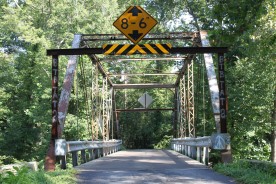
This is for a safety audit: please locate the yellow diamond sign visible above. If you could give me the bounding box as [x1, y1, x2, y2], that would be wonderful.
[113, 6, 158, 44]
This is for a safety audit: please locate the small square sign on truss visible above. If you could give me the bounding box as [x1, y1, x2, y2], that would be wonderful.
[211, 133, 231, 150]
[113, 6, 158, 44]
[138, 92, 153, 108]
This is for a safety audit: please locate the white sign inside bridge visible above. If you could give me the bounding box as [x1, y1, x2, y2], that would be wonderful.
[211, 133, 231, 150]
[138, 92, 153, 108]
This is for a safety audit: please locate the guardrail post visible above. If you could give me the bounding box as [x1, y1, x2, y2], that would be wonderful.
[88, 149, 93, 161]
[181, 144, 184, 154]
[93, 149, 97, 159]
[196, 147, 201, 162]
[98, 148, 102, 157]
[93, 149, 98, 159]
[104, 148, 107, 156]
[184, 145, 187, 155]
[59, 156, 66, 169]
[191, 146, 197, 159]
[203, 147, 209, 165]
[81, 150, 87, 163]
[72, 151, 78, 166]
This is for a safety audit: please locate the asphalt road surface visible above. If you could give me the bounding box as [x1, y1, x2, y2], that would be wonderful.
[76, 149, 236, 184]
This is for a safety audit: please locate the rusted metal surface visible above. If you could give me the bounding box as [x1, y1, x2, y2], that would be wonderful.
[178, 74, 187, 138]
[101, 57, 187, 62]
[200, 31, 220, 133]
[187, 62, 195, 137]
[89, 54, 113, 86]
[173, 88, 178, 138]
[44, 55, 59, 171]
[47, 47, 227, 56]
[58, 34, 82, 136]
[91, 62, 99, 140]
[218, 53, 227, 133]
[101, 77, 110, 141]
[52, 55, 59, 139]
[45, 32, 231, 169]
[81, 32, 198, 41]
[174, 55, 195, 86]
[115, 108, 174, 112]
[108, 73, 178, 76]
[113, 84, 175, 89]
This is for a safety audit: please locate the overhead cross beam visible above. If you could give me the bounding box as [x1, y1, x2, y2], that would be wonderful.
[113, 84, 175, 89]
[81, 32, 198, 41]
[116, 108, 174, 112]
[46, 47, 228, 56]
[109, 73, 178, 76]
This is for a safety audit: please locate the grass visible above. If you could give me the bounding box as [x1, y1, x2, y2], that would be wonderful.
[214, 159, 276, 184]
[0, 166, 77, 184]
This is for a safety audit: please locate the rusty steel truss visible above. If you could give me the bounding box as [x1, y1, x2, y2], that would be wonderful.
[45, 31, 228, 170]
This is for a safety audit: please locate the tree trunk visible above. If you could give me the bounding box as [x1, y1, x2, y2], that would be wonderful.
[271, 88, 276, 163]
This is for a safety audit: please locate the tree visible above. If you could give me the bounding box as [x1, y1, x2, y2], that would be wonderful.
[0, 0, 122, 162]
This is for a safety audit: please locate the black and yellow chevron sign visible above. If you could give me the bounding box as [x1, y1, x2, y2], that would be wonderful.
[103, 44, 172, 55]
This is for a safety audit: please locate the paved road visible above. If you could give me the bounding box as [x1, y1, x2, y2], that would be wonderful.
[76, 149, 236, 184]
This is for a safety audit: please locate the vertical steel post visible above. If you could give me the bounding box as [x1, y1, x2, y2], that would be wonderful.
[176, 88, 183, 138]
[112, 89, 117, 139]
[45, 55, 59, 171]
[180, 74, 187, 138]
[91, 62, 99, 140]
[108, 88, 113, 139]
[218, 53, 232, 163]
[102, 76, 109, 141]
[187, 62, 195, 137]
[173, 88, 178, 138]
[218, 53, 227, 133]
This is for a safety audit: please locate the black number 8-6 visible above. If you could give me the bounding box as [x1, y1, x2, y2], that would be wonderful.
[121, 18, 147, 29]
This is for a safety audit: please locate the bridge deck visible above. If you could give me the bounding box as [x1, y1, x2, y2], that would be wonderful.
[76, 149, 235, 184]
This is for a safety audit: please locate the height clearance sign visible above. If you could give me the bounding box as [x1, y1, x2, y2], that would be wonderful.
[113, 6, 157, 44]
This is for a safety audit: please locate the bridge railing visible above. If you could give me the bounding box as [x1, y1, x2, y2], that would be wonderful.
[171, 137, 211, 165]
[55, 139, 122, 169]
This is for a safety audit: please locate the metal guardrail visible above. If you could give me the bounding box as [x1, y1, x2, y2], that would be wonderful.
[171, 134, 231, 165]
[171, 137, 211, 165]
[55, 139, 122, 169]
[171, 136, 212, 147]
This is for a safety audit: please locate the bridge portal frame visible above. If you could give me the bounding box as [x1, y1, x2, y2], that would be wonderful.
[45, 32, 228, 171]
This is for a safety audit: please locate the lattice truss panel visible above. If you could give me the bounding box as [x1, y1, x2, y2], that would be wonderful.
[177, 61, 195, 138]
[52, 31, 221, 140]
[177, 74, 187, 138]
[187, 62, 195, 137]
[101, 77, 113, 141]
[91, 62, 100, 140]
[82, 33, 198, 140]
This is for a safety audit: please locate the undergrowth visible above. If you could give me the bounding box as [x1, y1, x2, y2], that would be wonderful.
[0, 166, 76, 184]
[214, 159, 276, 184]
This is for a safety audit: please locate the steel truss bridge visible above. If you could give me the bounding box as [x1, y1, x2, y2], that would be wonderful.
[45, 31, 231, 171]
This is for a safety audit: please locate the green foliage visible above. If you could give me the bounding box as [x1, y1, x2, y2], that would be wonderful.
[0, 166, 76, 184]
[0, 155, 18, 165]
[225, 0, 276, 160]
[149, 0, 276, 161]
[0, 0, 275, 165]
[214, 160, 276, 184]
[154, 135, 172, 149]
[0, 0, 122, 161]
